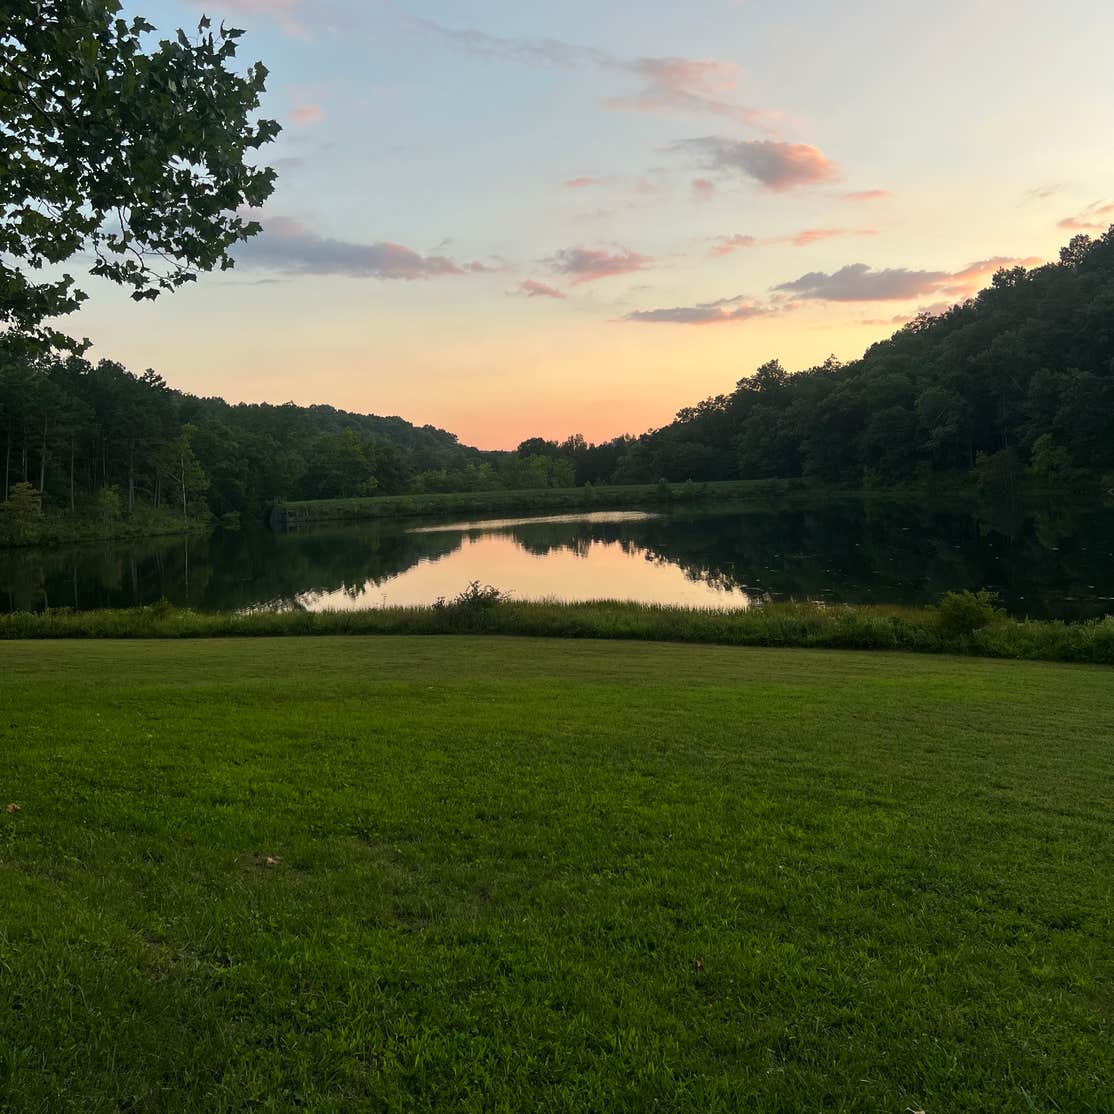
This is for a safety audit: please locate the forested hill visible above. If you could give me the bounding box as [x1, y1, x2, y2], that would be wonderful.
[0, 360, 496, 521]
[567, 229, 1113, 489]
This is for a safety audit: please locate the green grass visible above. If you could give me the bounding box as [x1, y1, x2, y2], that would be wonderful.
[1, 637, 1111, 1111]
[3, 597, 1113, 665]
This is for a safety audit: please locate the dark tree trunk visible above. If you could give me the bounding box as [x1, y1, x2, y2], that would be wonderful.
[38, 414, 47, 504]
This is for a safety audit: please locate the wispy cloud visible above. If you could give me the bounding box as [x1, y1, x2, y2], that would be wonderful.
[623, 294, 786, 325]
[673, 137, 839, 192]
[515, 280, 566, 299]
[839, 189, 892, 203]
[1026, 183, 1065, 201]
[215, 0, 309, 40]
[773, 255, 1040, 302]
[414, 18, 776, 129]
[778, 227, 878, 247]
[692, 178, 717, 202]
[290, 104, 324, 125]
[236, 214, 491, 279]
[547, 246, 652, 284]
[603, 58, 775, 129]
[710, 234, 758, 257]
[709, 228, 875, 256]
[1058, 201, 1114, 231]
[562, 176, 612, 189]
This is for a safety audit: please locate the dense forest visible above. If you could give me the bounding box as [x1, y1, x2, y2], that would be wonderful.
[0, 357, 574, 542]
[2, 227, 1112, 542]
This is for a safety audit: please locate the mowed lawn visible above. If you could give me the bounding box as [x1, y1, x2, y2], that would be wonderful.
[1, 638, 1111, 1112]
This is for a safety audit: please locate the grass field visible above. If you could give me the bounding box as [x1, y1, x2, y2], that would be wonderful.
[1, 637, 1111, 1111]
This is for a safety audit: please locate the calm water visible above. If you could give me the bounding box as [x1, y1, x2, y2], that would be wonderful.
[3, 499, 1113, 619]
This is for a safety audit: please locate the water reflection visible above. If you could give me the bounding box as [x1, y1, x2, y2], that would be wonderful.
[302, 532, 754, 611]
[2, 499, 1112, 619]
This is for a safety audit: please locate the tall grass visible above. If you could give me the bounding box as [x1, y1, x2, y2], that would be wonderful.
[2, 596, 1111, 665]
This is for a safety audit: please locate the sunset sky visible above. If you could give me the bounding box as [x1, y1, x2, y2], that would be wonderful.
[73, 0, 1114, 448]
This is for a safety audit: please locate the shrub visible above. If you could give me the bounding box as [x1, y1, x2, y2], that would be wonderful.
[432, 582, 509, 631]
[936, 590, 1006, 637]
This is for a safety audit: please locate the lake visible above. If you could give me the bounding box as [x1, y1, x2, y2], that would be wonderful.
[2, 498, 1112, 619]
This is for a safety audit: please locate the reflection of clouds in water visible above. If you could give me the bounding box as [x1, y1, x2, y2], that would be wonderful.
[301, 534, 754, 612]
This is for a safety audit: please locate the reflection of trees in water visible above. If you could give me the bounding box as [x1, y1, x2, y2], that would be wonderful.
[0, 524, 462, 614]
[500, 501, 1114, 619]
[2, 500, 1111, 619]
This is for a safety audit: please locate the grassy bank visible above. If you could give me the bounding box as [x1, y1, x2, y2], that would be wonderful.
[278, 478, 802, 523]
[1, 637, 1111, 1111]
[0, 505, 210, 549]
[2, 596, 1112, 665]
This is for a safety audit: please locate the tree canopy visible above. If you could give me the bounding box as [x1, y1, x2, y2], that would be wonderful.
[0, 1, 279, 348]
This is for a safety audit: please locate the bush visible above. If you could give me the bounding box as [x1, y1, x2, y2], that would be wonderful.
[432, 582, 509, 631]
[936, 590, 1006, 637]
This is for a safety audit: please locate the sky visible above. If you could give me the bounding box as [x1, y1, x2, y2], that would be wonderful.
[70, 0, 1114, 448]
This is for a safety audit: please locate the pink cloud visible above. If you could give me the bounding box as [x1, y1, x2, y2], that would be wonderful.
[548, 246, 652, 284]
[711, 228, 877, 255]
[942, 256, 1042, 297]
[562, 176, 610, 189]
[839, 189, 893, 203]
[782, 227, 878, 247]
[692, 178, 717, 202]
[290, 104, 324, 125]
[516, 280, 566, 299]
[710, 234, 758, 257]
[675, 137, 840, 192]
[1058, 201, 1114, 231]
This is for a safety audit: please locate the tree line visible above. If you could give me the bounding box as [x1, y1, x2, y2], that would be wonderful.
[0, 352, 573, 541]
[3, 227, 1111, 543]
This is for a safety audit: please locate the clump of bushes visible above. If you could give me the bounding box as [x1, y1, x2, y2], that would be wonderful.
[936, 590, 1006, 637]
[432, 581, 510, 631]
